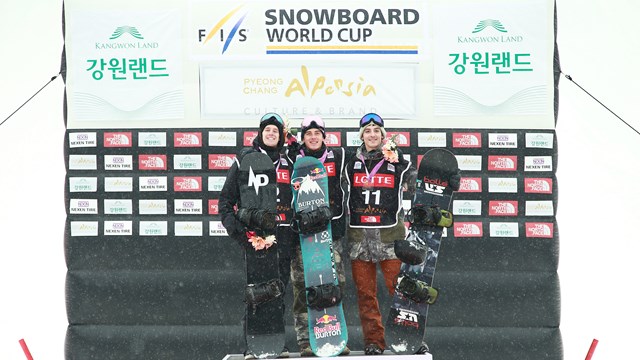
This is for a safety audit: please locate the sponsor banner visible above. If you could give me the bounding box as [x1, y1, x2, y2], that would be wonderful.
[525, 222, 554, 238]
[139, 221, 168, 236]
[453, 222, 483, 237]
[104, 132, 133, 147]
[104, 221, 133, 236]
[452, 200, 482, 216]
[139, 155, 168, 170]
[525, 200, 554, 216]
[138, 132, 167, 147]
[525, 132, 554, 148]
[69, 154, 97, 170]
[324, 132, 341, 146]
[104, 199, 133, 215]
[174, 199, 203, 214]
[209, 221, 228, 236]
[174, 176, 203, 192]
[69, 177, 98, 192]
[70, 221, 99, 237]
[105, 155, 133, 171]
[346, 132, 362, 147]
[459, 177, 482, 192]
[65, 5, 184, 127]
[243, 131, 259, 146]
[175, 221, 203, 236]
[208, 176, 227, 192]
[432, 0, 554, 128]
[139, 176, 168, 191]
[209, 154, 236, 170]
[70, 199, 99, 215]
[488, 155, 517, 171]
[488, 200, 518, 216]
[490, 222, 519, 237]
[524, 156, 553, 171]
[174, 132, 203, 147]
[386, 132, 411, 147]
[209, 132, 237, 147]
[488, 133, 517, 148]
[417, 132, 447, 147]
[69, 132, 97, 148]
[201, 63, 416, 120]
[488, 177, 518, 193]
[139, 199, 168, 215]
[456, 155, 482, 171]
[174, 154, 202, 170]
[452, 132, 482, 148]
[524, 178, 553, 194]
[209, 199, 219, 215]
[104, 177, 133, 192]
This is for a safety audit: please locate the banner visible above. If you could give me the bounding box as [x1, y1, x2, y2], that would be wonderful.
[64, 0, 555, 129]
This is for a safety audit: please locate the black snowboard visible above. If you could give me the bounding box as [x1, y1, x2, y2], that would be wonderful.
[238, 152, 285, 358]
[385, 148, 459, 354]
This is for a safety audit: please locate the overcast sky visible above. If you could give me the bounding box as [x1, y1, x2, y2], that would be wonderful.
[1, 0, 639, 359]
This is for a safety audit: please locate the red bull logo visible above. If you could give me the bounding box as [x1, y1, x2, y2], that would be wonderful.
[310, 167, 323, 175]
[316, 314, 337, 325]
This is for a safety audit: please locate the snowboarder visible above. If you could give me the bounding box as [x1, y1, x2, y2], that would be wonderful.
[343, 113, 419, 355]
[286, 115, 350, 356]
[219, 113, 294, 359]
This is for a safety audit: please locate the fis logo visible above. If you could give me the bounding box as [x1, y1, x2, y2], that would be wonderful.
[198, 5, 248, 54]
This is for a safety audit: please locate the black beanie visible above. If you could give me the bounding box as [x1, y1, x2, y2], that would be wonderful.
[259, 113, 285, 149]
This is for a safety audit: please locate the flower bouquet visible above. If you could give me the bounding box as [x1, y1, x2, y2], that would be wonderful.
[246, 231, 277, 250]
[382, 134, 399, 163]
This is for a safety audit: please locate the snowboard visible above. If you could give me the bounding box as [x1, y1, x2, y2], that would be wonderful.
[385, 148, 459, 354]
[238, 152, 285, 359]
[291, 156, 348, 357]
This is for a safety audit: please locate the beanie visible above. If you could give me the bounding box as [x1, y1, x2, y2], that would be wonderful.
[300, 115, 326, 139]
[259, 112, 285, 149]
[358, 113, 386, 140]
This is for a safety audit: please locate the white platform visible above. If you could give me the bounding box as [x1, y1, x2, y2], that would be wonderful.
[223, 351, 432, 360]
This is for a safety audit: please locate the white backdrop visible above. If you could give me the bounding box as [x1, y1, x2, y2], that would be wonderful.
[1, 0, 639, 359]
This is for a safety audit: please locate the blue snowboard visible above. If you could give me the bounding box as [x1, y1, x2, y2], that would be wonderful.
[291, 156, 348, 356]
[239, 152, 285, 358]
[385, 148, 459, 354]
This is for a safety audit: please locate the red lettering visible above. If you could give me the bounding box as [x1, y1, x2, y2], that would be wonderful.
[352, 173, 395, 188]
[277, 169, 290, 183]
[324, 162, 336, 176]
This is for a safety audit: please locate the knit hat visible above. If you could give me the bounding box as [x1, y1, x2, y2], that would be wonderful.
[358, 112, 386, 140]
[259, 112, 285, 149]
[300, 115, 326, 139]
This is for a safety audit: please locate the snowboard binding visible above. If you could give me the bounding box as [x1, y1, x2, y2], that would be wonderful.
[245, 278, 285, 312]
[397, 273, 439, 305]
[291, 205, 332, 235]
[237, 208, 278, 232]
[306, 283, 343, 310]
[406, 204, 453, 228]
[394, 230, 429, 265]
